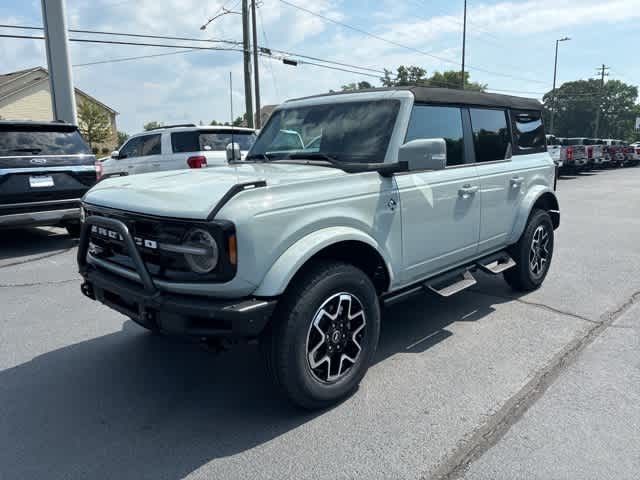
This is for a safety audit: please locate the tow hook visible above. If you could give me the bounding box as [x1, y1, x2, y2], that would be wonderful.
[80, 282, 95, 300]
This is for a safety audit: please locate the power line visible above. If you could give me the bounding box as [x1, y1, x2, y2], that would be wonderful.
[278, 0, 549, 86]
[0, 32, 244, 51]
[0, 23, 241, 45]
[0, 25, 558, 96]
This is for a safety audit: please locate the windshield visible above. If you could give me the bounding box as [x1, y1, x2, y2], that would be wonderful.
[171, 130, 256, 153]
[249, 99, 401, 164]
[565, 138, 584, 146]
[0, 129, 91, 156]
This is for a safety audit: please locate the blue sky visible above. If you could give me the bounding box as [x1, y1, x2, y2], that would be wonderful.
[1, 0, 639, 133]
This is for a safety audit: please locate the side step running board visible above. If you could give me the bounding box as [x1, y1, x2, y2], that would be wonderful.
[476, 251, 516, 275]
[427, 269, 477, 297]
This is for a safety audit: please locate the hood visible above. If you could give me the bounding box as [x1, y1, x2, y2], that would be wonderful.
[84, 163, 346, 219]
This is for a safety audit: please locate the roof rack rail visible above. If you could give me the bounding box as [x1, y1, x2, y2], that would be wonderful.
[147, 123, 197, 131]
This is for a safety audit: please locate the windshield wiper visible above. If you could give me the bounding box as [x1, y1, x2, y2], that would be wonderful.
[244, 153, 272, 162]
[283, 152, 344, 169]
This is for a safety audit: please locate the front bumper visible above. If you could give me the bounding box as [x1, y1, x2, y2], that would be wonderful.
[78, 215, 277, 337]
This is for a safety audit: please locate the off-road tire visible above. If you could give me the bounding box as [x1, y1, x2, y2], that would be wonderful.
[261, 261, 380, 409]
[504, 209, 554, 292]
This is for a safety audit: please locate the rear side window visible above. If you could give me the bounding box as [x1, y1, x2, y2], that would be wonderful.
[171, 131, 256, 153]
[511, 110, 546, 154]
[470, 108, 511, 162]
[405, 105, 465, 166]
[140, 134, 161, 156]
[0, 128, 91, 156]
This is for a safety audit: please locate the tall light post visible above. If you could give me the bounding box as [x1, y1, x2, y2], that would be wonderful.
[461, 0, 467, 90]
[550, 36, 571, 135]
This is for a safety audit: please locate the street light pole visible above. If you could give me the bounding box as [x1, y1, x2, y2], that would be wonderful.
[251, 0, 261, 129]
[550, 36, 570, 135]
[461, 0, 467, 90]
[241, 0, 254, 128]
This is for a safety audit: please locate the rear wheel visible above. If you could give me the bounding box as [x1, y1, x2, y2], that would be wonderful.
[504, 209, 554, 292]
[262, 261, 380, 409]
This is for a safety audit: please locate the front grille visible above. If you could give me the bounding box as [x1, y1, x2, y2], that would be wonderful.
[85, 206, 236, 283]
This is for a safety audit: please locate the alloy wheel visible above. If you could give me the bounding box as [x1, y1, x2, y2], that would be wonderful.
[529, 225, 550, 277]
[305, 292, 366, 384]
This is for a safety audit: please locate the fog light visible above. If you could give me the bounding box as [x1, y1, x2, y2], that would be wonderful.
[183, 228, 218, 274]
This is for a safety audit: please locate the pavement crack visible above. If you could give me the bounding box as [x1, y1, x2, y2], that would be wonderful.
[429, 288, 640, 480]
[469, 288, 600, 325]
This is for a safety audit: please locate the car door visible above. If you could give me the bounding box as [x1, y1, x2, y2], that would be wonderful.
[395, 104, 481, 285]
[130, 133, 162, 175]
[473, 108, 547, 253]
[112, 136, 142, 176]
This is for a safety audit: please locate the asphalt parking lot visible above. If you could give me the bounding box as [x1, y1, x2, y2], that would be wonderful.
[1, 167, 639, 480]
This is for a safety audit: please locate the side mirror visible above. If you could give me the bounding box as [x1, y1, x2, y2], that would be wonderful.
[226, 142, 241, 162]
[398, 138, 447, 172]
[110, 150, 120, 159]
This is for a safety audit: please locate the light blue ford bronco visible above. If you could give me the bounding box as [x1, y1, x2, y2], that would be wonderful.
[78, 87, 560, 408]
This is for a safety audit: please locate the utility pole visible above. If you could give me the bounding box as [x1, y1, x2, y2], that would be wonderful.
[241, 0, 254, 128]
[550, 37, 571, 135]
[461, 0, 467, 90]
[41, 0, 77, 124]
[251, 0, 261, 129]
[593, 64, 609, 138]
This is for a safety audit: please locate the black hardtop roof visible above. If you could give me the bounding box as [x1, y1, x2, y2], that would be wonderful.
[289, 86, 542, 111]
[0, 120, 78, 131]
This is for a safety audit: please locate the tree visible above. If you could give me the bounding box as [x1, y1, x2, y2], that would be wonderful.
[117, 131, 129, 147]
[381, 65, 428, 87]
[428, 70, 486, 91]
[380, 66, 486, 91]
[143, 121, 163, 131]
[77, 100, 111, 148]
[341, 81, 373, 91]
[543, 79, 638, 138]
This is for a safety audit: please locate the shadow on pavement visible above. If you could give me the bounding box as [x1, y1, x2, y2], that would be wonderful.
[0, 281, 515, 479]
[0, 227, 76, 261]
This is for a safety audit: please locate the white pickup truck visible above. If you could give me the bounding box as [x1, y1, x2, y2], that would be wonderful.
[545, 134, 565, 168]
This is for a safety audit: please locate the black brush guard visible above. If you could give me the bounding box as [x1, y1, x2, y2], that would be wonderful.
[78, 216, 276, 337]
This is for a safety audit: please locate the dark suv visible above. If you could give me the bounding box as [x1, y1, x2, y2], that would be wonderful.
[0, 121, 98, 236]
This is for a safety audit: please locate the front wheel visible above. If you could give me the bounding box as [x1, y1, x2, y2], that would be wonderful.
[504, 209, 554, 292]
[262, 261, 380, 409]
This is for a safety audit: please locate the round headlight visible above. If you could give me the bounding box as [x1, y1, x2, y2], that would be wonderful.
[183, 228, 219, 274]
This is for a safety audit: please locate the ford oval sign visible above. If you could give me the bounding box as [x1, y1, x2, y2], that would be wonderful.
[30, 158, 48, 164]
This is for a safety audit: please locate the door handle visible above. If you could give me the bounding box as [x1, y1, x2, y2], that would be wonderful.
[458, 184, 479, 198]
[510, 176, 525, 188]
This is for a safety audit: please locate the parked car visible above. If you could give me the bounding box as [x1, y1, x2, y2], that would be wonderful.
[602, 139, 626, 167]
[561, 137, 589, 170]
[0, 120, 98, 236]
[101, 124, 257, 178]
[586, 139, 606, 167]
[546, 134, 565, 168]
[78, 87, 560, 408]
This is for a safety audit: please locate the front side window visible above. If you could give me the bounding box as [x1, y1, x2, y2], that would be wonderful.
[118, 136, 143, 159]
[405, 105, 465, 166]
[0, 128, 91, 156]
[470, 108, 511, 162]
[249, 100, 401, 164]
[511, 110, 546, 153]
[140, 134, 161, 156]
